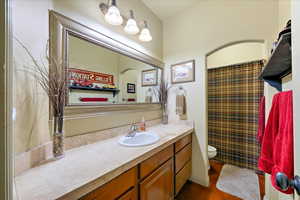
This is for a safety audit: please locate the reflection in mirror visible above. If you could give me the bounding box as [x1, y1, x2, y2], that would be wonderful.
[67, 35, 161, 105]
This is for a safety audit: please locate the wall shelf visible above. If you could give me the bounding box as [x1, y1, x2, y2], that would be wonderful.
[69, 86, 120, 97]
[259, 32, 291, 91]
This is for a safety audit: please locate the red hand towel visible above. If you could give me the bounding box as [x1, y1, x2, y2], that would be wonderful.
[257, 96, 265, 144]
[80, 97, 108, 102]
[258, 91, 294, 194]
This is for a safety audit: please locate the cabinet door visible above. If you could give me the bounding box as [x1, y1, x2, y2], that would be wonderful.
[140, 159, 174, 200]
[118, 188, 137, 200]
[80, 167, 137, 200]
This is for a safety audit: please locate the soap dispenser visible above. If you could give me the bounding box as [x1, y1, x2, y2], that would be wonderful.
[140, 117, 146, 131]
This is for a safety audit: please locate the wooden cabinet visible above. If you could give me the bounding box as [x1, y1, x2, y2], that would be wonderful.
[140, 159, 174, 200]
[80, 167, 137, 200]
[175, 134, 192, 153]
[140, 145, 174, 179]
[80, 134, 192, 200]
[118, 188, 137, 200]
[175, 143, 192, 173]
[175, 160, 192, 195]
[174, 135, 192, 196]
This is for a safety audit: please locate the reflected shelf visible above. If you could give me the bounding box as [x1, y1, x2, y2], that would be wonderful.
[69, 86, 120, 97]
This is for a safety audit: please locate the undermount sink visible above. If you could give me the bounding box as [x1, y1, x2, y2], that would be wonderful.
[118, 131, 160, 147]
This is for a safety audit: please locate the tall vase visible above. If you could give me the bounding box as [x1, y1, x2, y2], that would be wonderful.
[162, 104, 168, 125]
[53, 116, 64, 159]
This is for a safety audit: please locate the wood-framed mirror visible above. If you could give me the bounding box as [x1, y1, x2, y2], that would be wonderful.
[49, 11, 164, 115]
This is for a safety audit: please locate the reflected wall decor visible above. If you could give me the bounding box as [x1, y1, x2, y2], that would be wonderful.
[142, 69, 158, 86]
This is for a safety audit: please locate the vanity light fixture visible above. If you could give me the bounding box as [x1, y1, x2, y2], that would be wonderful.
[100, 1, 152, 42]
[104, 0, 123, 26]
[124, 10, 140, 35]
[139, 21, 152, 42]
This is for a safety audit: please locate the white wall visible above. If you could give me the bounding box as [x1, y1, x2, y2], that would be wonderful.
[207, 42, 265, 69]
[13, 0, 163, 154]
[163, 0, 278, 186]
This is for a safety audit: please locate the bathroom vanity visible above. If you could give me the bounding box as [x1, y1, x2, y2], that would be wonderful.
[81, 134, 192, 200]
[14, 122, 193, 200]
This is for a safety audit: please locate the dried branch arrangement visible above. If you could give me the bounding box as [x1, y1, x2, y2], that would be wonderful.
[155, 79, 171, 109]
[14, 38, 67, 133]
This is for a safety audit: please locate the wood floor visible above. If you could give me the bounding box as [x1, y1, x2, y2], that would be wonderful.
[176, 160, 265, 200]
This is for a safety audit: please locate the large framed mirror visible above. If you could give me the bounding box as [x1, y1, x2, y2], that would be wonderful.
[49, 11, 164, 115]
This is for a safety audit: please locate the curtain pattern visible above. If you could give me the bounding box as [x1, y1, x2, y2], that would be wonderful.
[208, 60, 264, 170]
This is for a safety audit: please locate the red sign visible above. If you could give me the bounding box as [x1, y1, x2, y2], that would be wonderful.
[68, 68, 114, 85]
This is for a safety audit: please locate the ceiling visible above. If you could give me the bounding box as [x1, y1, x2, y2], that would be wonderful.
[142, 0, 199, 20]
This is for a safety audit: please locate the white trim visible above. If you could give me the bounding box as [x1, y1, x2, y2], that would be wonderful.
[4, 0, 13, 199]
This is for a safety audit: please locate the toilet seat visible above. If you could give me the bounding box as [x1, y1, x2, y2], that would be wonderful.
[208, 145, 217, 159]
[208, 145, 216, 152]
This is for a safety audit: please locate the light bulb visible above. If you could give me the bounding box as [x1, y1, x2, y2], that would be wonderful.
[124, 10, 139, 35]
[105, 5, 123, 26]
[139, 28, 152, 42]
[124, 18, 140, 34]
[139, 21, 152, 42]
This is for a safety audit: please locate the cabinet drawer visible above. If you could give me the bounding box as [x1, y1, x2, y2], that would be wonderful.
[175, 134, 192, 153]
[80, 167, 137, 200]
[175, 144, 192, 173]
[140, 145, 174, 179]
[118, 188, 137, 200]
[175, 160, 192, 195]
[140, 158, 174, 200]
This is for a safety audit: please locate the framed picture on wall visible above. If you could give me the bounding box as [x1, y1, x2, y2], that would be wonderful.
[171, 60, 195, 84]
[142, 69, 158, 87]
[127, 83, 136, 93]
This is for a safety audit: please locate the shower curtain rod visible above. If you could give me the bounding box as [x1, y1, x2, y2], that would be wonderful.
[207, 59, 266, 70]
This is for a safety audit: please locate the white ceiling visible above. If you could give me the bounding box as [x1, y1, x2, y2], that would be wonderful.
[142, 0, 199, 20]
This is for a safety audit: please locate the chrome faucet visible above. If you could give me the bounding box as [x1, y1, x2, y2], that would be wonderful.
[127, 123, 138, 137]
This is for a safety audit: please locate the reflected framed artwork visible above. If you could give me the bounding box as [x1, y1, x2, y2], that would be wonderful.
[171, 60, 195, 84]
[127, 83, 136, 93]
[142, 69, 158, 86]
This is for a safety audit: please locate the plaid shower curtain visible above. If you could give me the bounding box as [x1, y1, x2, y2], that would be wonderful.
[208, 60, 264, 170]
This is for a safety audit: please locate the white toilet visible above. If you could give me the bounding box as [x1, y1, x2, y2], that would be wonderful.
[208, 145, 217, 170]
[208, 145, 217, 159]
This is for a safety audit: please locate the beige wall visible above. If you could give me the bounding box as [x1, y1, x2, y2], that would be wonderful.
[163, 0, 278, 186]
[13, 0, 163, 154]
[207, 42, 265, 69]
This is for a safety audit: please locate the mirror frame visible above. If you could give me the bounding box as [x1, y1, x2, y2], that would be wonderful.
[49, 10, 164, 116]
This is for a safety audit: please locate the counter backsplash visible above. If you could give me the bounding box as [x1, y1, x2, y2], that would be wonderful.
[14, 118, 162, 176]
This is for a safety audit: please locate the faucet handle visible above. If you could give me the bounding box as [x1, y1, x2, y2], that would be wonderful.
[130, 122, 138, 131]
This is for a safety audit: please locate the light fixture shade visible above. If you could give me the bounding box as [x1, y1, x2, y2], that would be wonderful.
[139, 28, 152, 42]
[124, 18, 140, 35]
[105, 5, 123, 26]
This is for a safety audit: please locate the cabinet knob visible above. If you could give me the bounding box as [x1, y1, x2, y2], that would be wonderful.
[276, 172, 300, 195]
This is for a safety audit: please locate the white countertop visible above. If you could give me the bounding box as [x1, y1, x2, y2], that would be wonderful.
[14, 121, 194, 200]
